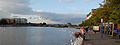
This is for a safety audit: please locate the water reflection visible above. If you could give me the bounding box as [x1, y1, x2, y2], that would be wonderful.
[0, 27, 79, 45]
[0, 27, 27, 45]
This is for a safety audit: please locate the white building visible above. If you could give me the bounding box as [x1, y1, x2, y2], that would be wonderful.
[14, 18, 27, 24]
[86, 9, 96, 20]
[86, 12, 92, 20]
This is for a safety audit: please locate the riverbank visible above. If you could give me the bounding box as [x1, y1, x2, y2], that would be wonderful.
[0, 24, 79, 28]
[83, 30, 120, 45]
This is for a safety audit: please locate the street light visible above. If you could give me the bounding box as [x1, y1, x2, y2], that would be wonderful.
[101, 18, 104, 40]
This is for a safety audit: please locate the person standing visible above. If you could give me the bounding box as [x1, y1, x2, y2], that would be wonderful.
[80, 27, 86, 40]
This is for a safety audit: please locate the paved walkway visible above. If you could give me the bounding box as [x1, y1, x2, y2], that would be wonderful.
[83, 31, 120, 45]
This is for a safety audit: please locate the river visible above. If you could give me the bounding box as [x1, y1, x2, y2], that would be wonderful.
[0, 27, 80, 45]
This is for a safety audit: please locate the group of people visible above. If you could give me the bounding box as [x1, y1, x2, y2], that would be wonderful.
[74, 26, 89, 40]
[105, 25, 112, 35]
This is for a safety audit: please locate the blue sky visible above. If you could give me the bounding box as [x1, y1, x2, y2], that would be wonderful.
[0, 0, 104, 24]
[30, 0, 104, 14]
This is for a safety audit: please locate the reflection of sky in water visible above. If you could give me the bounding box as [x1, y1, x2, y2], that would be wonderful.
[0, 27, 79, 45]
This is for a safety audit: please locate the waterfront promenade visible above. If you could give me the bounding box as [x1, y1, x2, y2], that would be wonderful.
[83, 30, 120, 45]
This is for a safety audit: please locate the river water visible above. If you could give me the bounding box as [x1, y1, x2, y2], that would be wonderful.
[0, 27, 80, 45]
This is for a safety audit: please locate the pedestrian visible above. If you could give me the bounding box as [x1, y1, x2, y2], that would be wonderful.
[80, 27, 86, 40]
[84, 26, 89, 32]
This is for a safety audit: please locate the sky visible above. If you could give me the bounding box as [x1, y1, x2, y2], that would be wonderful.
[30, 0, 104, 14]
[0, 0, 104, 24]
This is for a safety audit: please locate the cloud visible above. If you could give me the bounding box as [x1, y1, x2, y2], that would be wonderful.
[36, 10, 44, 13]
[0, 0, 62, 24]
[34, 10, 86, 24]
[36, 18, 62, 24]
[0, 0, 33, 18]
[11, 14, 62, 24]
[84, 0, 92, 2]
[66, 0, 74, 2]
[58, 0, 62, 3]
[58, 0, 74, 3]
[83, 0, 102, 3]
[0, 10, 11, 18]
[58, 0, 100, 3]
[0, 0, 86, 24]
[28, 16, 62, 24]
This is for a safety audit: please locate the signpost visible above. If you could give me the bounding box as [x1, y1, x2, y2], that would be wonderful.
[101, 18, 103, 40]
[93, 26, 99, 31]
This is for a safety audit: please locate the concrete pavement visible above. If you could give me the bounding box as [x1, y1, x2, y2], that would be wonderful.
[83, 31, 120, 45]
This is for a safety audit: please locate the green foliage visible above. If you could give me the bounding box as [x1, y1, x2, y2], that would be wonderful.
[42, 22, 46, 25]
[80, 0, 120, 26]
[109, 10, 120, 24]
[0, 19, 8, 24]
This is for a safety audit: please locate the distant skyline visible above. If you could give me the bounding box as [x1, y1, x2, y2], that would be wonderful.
[30, 0, 103, 14]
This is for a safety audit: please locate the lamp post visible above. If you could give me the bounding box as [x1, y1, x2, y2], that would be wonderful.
[112, 23, 114, 36]
[101, 18, 104, 40]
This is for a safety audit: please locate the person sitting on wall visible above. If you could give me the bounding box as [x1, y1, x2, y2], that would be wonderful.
[73, 32, 81, 38]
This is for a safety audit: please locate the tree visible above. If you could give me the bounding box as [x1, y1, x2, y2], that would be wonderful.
[80, 0, 120, 26]
[0, 19, 8, 24]
[42, 22, 46, 25]
[106, 0, 120, 24]
[109, 10, 120, 24]
[67, 23, 72, 25]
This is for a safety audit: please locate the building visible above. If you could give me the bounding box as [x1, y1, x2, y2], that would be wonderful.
[86, 12, 92, 20]
[0, 18, 11, 24]
[86, 9, 96, 20]
[14, 18, 27, 24]
[0, 18, 27, 24]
